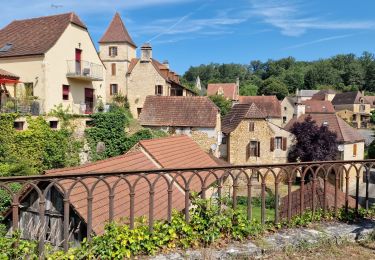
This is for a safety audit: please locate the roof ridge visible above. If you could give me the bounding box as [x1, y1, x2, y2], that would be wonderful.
[99, 12, 136, 46]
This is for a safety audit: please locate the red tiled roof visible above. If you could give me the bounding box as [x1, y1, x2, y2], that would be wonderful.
[99, 12, 136, 47]
[239, 95, 281, 118]
[207, 83, 238, 100]
[221, 103, 266, 134]
[0, 68, 18, 79]
[279, 177, 356, 219]
[45, 136, 220, 234]
[0, 13, 86, 58]
[139, 96, 219, 128]
[302, 100, 335, 114]
[284, 113, 364, 143]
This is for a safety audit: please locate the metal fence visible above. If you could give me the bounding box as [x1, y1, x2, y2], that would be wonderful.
[0, 97, 44, 115]
[0, 159, 374, 253]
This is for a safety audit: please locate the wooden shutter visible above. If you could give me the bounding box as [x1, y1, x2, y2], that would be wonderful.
[257, 142, 260, 157]
[270, 137, 275, 152]
[353, 143, 357, 157]
[111, 63, 116, 76]
[110, 84, 113, 95]
[246, 142, 250, 160]
[249, 122, 254, 131]
[282, 137, 287, 151]
[155, 85, 158, 95]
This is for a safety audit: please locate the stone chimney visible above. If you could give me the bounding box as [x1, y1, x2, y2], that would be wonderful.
[236, 77, 240, 99]
[140, 43, 152, 62]
[162, 60, 169, 69]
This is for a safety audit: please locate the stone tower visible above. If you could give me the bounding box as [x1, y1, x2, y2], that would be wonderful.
[99, 12, 137, 99]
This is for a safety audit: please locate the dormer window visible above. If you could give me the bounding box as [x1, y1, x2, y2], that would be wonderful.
[0, 43, 12, 52]
[109, 46, 118, 57]
[323, 121, 328, 126]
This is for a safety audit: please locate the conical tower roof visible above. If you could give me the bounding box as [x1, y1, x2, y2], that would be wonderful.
[99, 12, 136, 47]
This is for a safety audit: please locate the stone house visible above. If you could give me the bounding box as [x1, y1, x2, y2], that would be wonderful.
[221, 103, 294, 165]
[98, 13, 137, 102]
[332, 91, 371, 128]
[5, 135, 221, 246]
[238, 95, 282, 126]
[285, 113, 365, 192]
[311, 89, 336, 101]
[295, 89, 320, 101]
[0, 13, 106, 115]
[125, 44, 195, 118]
[207, 81, 239, 101]
[139, 96, 222, 156]
[280, 97, 296, 126]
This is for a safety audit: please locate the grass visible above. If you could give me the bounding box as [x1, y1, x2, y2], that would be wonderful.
[237, 205, 275, 221]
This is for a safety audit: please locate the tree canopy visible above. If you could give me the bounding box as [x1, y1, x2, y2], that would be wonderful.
[182, 52, 375, 98]
[288, 116, 339, 162]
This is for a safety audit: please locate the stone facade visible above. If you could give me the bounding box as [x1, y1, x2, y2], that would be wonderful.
[281, 97, 295, 126]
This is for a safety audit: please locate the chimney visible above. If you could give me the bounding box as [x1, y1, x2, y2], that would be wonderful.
[162, 60, 169, 69]
[236, 77, 240, 100]
[140, 43, 152, 62]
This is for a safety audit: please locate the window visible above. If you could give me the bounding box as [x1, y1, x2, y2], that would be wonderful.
[110, 84, 118, 95]
[284, 107, 287, 111]
[323, 121, 328, 126]
[275, 137, 282, 150]
[222, 135, 227, 144]
[49, 121, 58, 129]
[109, 46, 118, 57]
[62, 85, 70, 100]
[111, 63, 116, 76]
[155, 85, 163, 96]
[85, 120, 94, 128]
[249, 121, 255, 131]
[137, 108, 142, 117]
[14, 121, 24, 131]
[247, 141, 260, 159]
[353, 143, 357, 157]
[283, 116, 287, 123]
[360, 104, 366, 112]
[24, 82, 34, 96]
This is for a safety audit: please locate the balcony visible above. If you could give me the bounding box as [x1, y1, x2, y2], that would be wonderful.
[66, 60, 103, 81]
[0, 97, 44, 115]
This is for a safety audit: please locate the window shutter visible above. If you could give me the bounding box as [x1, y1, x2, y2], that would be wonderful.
[270, 137, 275, 152]
[282, 137, 287, 151]
[155, 86, 157, 95]
[257, 142, 260, 157]
[246, 142, 250, 160]
[110, 84, 112, 95]
[353, 143, 357, 157]
[111, 63, 116, 76]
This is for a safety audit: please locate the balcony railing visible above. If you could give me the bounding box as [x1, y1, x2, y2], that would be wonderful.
[0, 160, 374, 253]
[0, 97, 44, 115]
[66, 60, 103, 81]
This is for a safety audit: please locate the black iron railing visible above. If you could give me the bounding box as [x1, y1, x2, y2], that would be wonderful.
[0, 160, 374, 253]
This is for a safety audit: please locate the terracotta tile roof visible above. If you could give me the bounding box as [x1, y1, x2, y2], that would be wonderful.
[0, 13, 86, 58]
[222, 103, 266, 134]
[311, 89, 336, 100]
[302, 100, 335, 114]
[332, 91, 368, 105]
[139, 96, 219, 128]
[284, 113, 364, 143]
[239, 95, 281, 118]
[99, 12, 136, 47]
[0, 68, 18, 79]
[45, 136, 220, 235]
[207, 83, 238, 100]
[279, 177, 356, 219]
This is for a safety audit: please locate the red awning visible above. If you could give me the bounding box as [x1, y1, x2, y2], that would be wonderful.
[0, 79, 20, 84]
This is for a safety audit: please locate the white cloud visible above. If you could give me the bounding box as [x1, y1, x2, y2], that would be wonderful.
[283, 34, 357, 50]
[249, 0, 375, 36]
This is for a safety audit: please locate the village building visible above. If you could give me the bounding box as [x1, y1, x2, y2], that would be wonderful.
[238, 95, 282, 126]
[311, 89, 336, 101]
[332, 91, 371, 128]
[5, 135, 221, 247]
[139, 96, 221, 156]
[221, 103, 294, 165]
[0, 68, 21, 112]
[281, 97, 296, 126]
[0, 13, 106, 115]
[295, 89, 320, 101]
[207, 81, 239, 101]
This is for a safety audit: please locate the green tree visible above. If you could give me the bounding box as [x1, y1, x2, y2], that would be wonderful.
[208, 95, 232, 116]
[259, 77, 288, 99]
[239, 83, 258, 96]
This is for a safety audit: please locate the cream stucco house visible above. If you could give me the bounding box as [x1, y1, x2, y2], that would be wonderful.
[0, 13, 105, 115]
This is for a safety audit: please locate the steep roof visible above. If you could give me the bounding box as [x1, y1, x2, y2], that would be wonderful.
[222, 103, 266, 134]
[302, 100, 335, 114]
[0, 13, 86, 58]
[99, 12, 136, 47]
[139, 96, 219, 128]
[0, 68, 19, 79]
[311, 89, 336, 100]
[284, 113, 364, 144]
[332, 91, 368, 105]
[207, 83, 238, 100]
[365, 96, 375, 108]
[45, 136, 220, 234]
[239, 95, 281, 118]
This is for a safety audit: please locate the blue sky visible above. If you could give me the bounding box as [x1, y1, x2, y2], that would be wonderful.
[1, 0, 375, 74]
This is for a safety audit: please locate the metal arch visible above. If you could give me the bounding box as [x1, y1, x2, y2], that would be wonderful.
[66, 178, 91, 198]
